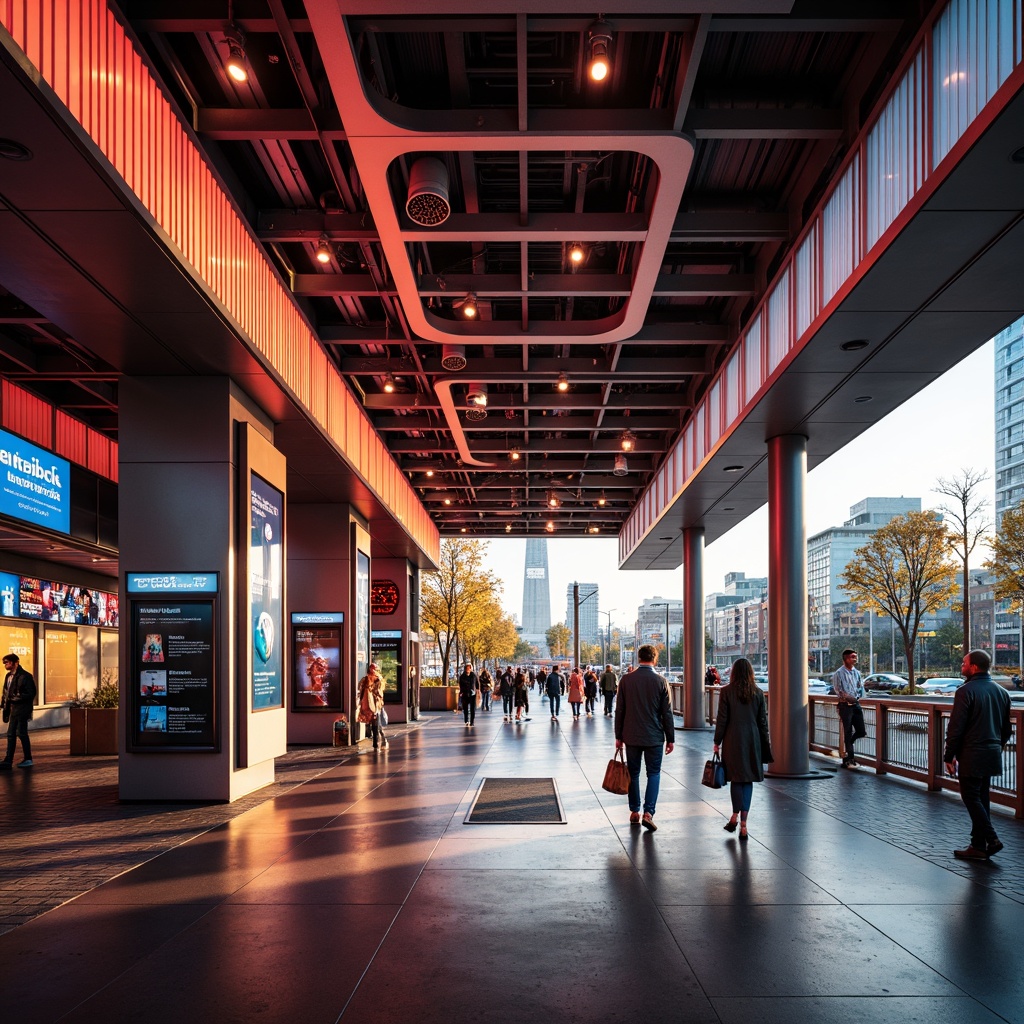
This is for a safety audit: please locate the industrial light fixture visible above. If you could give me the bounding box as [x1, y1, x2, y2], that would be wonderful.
[597, 491, 607, 506]
[223, 25, 249, 83]
[315, 234, 332, 264]
[443, 496, 452, 506]
[568, 242, 585, 265]
[505, 523, 513, 533]
[547, 491, 560, 508]
[425, 468, 435, 477]
[589, 525, 600, 534]
[441, 344, 467, 371]
[509, 446, 522, 462]
[405, 156, 451, 226]
[461, 527, 467, 533]
[619, 428, 636, 452]
[467, 383, 488, 407]
[613, 453, 628, 476]
[587, 18, 614, 82]
[546, 521, 555, 532]
[383, 372, 396, 394]
[556, 372, 569, 392]
[456, 293, 478, 319]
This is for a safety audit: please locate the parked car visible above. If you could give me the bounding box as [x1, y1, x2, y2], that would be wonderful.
[807, 678, 833, 694]
[754, 673, 769, 690]
[918, 677, 962, 694]
[862, 672, 907, 692]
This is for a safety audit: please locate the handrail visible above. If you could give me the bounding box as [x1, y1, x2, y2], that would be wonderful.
[672, 684, 1023, 820]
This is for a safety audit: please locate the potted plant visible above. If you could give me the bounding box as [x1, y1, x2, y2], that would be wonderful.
[67, 671, 120, 755]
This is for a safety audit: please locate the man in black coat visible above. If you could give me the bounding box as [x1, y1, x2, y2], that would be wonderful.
[457, 663, 479, 727]
[943, 649, 1012, 860]
[0, 653, 37, 769]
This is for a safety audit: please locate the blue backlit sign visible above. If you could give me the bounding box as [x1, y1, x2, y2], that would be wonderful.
[291, 612, 345, 625]
[0, 429, 70, 535]
[126, 573, 219, 594]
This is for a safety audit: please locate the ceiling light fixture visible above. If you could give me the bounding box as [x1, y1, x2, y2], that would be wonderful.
[597, 492, 607, 506]
[440, 344, 467, 371]
[556, 372, 569, 392]
[547, 490, 560, 508]
[568, 242, 585, 265]
[619, 428, 636, 452]
[457, 293, 478, 319]
[840, 339, 869, 351]
[589, 525, 600, 534]
[509, 446, 522, 462]
[613, 454, 628, 476]
[723, 464, 744, 473]
[443, 497, 452, 506]
[505, 523, 513, 533]
[405, 156, 451, 226]
[467, 383, 488, 407]
[587, 18, 614, 82]
[315, 234, 332, 264]
[425, 468, 435, 477]
[223, 25, 249, 84]
[383, 372, 396, 394]
[546, 521, 555, 532]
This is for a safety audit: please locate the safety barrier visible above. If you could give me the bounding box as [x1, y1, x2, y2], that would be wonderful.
[678, 685, 1024, 819]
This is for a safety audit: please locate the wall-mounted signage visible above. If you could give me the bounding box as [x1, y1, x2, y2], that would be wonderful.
[371, 579, 401, 615]
[130, 599, 217, 750]
[0, 428, 70, 535]
[292, 612, 343, 711]
[370, 629, 403, 705]
[250, 474, 283, 710]
[127, 573, 219, 594]
[17, 576, 118, 626]
[0, 571, 19, 618]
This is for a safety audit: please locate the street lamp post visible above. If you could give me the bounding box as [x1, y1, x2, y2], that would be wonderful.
[601, 609, 617, 667]
[651, 603, 671, 676]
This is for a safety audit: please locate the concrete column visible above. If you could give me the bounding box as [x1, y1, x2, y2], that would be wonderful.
[118, 377, 286, 802]
[682, 526, 705, 730]
[287, 504, 352, 744]
[767, 434, 810, 776]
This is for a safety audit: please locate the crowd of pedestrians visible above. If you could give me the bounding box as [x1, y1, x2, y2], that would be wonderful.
[446, 646, 1013, 861]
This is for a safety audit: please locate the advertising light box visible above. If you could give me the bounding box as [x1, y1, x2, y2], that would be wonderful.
[0, 428, 70, 535]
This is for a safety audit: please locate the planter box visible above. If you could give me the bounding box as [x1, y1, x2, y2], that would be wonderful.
[69, 707, 119, 755]
[419, 686, 458, 711]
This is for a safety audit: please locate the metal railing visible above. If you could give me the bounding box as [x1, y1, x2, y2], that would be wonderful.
[676, 684, 1024, 819]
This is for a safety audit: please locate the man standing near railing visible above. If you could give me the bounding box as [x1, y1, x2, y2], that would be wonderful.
[832, 648, 866, 768]
[943, 649, 1012, 861]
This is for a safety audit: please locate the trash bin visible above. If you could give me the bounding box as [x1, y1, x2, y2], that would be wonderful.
[332, 715, 349, 746]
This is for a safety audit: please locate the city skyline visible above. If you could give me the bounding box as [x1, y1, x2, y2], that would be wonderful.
[483, 341, 996, 631]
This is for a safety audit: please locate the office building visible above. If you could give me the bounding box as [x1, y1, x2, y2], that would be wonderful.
[521, 538, 553, 654]
[566, 582, 600, 646]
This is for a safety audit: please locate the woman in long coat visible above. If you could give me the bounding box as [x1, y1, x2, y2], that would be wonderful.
[713, 658, 772, 839]
[567, 669, 585, 720]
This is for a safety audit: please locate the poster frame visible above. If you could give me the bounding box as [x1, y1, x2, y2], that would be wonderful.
[291, 612, 344, 712]
[127, 595, 219, 752]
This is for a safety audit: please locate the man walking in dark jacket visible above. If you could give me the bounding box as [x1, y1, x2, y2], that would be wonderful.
[615, 645, 674, 831]
[458, 663, 479, 727]
[0, 653, 37, 769]
[944, 649, 1012, 860]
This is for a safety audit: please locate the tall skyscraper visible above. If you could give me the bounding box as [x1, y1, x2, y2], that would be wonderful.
[995, 315, 1024, 516]
[566, 583, 600, 645]
[521, 538, 552, 653]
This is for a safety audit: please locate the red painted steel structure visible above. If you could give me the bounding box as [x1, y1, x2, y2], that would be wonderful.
[0, 0, 438, 562]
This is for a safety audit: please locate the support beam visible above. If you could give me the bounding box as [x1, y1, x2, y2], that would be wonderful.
[682, 527, 705, 730]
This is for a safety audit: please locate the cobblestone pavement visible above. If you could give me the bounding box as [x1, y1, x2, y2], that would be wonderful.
[0, 722, 428, 936]
[2, 718, 1020, 937]
[671, 727, 1024, 904]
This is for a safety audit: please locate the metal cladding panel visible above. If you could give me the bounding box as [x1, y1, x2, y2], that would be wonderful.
[55, 410, 87, 465]
[86, 430, 112, 478]
[2, 379, 52, 448]
[622, 0, 1024, 561]
[0, 0, 438, 564]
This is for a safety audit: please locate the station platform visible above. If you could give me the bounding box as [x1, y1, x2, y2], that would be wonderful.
[1, 708, 1021, 1024]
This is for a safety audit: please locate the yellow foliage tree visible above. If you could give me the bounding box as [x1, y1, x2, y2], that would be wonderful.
[840, 511, 959, 689]
[420, 539, 503, 683]
[983, 503, 1024, 672]
[462, 595, 518, 668]
[546, 622, 571, 661]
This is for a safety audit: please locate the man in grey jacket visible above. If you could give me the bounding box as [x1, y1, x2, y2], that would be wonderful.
[615, 645, 674, 831]
[944, 649, 1012, 860]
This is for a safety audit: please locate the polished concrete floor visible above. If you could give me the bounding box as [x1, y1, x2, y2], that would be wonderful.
[2, 705, 1021, 1024]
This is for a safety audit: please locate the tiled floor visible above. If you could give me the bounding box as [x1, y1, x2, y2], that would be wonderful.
[1, 706, 1020, 1024]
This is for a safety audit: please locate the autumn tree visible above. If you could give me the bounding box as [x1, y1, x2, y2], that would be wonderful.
[546, 622, 571, 660]
[420, 538, 504, 684]
[463, 598, 518, 667]
[840, 511, 959, 689]
[934, 468, 990, 649]
[983, 502, 1024, 673]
